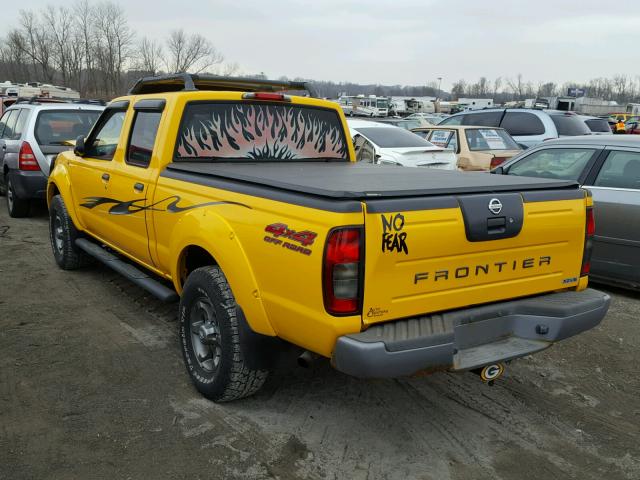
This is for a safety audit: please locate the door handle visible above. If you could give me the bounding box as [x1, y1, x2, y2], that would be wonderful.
[133, 182, 144, 193]
[101, 173, 110, 182]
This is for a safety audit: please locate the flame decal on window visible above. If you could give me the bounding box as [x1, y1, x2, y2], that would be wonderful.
[177, 103, 348, 161]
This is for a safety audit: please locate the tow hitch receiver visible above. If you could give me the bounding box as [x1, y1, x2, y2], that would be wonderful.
[473, 363, 505, 385]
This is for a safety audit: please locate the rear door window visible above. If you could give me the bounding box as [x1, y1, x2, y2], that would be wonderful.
[507, 148, 596, 181]
[550, 114, 591, 136]
[127, 111, 162, 168]
[0, 110, 18, 139]
[176, 102, 348, 161]
[461, 111, 502, 127]
[500, 112, 545, 136]
[12, 109, 29, 140]
[585, 118, 611, 133]
[592, 151, 640, 189]
[35, 110, 101, 145]
[438, 115, 464, 126]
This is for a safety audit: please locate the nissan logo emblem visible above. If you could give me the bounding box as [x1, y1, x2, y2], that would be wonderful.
[488, 198, 503, 215]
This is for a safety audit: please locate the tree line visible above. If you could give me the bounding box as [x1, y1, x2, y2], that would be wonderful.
[0, 1, 235, 98]
[450, 74, 640, 105]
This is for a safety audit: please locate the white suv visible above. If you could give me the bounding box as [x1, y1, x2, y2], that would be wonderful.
[439, 109, 591, 148]
[0, 101, 104, 217]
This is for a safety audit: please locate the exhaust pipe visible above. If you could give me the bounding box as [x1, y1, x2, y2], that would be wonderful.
[471, 363, 505, 385]
[297, 350, 318, 368]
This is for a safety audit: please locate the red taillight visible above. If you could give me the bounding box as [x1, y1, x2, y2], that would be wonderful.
[323, 227, 363, 315]
[581, 207, 595, 276]
[19, 141, 40, 171]
[242, 92, 291, 102]
[490, 156, 507, 169]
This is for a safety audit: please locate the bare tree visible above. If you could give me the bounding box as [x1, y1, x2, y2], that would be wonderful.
[93, 1, 134, 95]
[450, 79, 466, 100]
[164, 29, 223, 73]
[138, 37, 164, 75]
[506, 74, 525, 99]
[43, 6, 75, 86]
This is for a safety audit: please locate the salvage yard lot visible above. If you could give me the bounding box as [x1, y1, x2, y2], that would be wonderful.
[0, 204, 639, 480]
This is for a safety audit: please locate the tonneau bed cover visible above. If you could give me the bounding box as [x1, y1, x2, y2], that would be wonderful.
[165, 162, 578, 199]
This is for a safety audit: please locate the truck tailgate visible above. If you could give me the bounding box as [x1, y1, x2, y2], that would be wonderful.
[362, 190, 587, 325]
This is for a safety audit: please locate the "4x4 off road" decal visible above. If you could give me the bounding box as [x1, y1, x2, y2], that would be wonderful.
[264, 223, 317, 256]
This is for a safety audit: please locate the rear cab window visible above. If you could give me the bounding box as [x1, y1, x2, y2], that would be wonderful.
[465, 129, 519, 151]
[550, 114, 591, 136]
[35, 110, 101, 146]
[176, 102, 349, 161]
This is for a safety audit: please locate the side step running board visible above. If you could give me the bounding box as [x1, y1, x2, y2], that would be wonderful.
[75, 238, 179, 303]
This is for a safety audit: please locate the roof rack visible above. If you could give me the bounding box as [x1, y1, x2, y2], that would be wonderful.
[127, 73, 317, 97]
[11, 96, 105, 106]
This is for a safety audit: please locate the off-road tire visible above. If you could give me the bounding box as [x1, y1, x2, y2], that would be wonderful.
[49, 194, 90, 270]
[179, 266, 269, 402]
[6, 176, 30, 218]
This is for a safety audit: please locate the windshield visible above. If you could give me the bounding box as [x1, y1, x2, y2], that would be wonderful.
[585, 118, 611, 133]
[357, 127, 436, 148]
[35, 110, 101, 145]
[376, 99, 388, 108]
[550, 114, 590, 136]
[176, 102, 348, 161]
[465, 129, 520, 151]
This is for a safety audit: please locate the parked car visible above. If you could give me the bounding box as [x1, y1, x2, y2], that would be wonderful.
[579, 115, 613, 135]
[347, 119, 457, 169]
[0, 101, 104, 217]
[412, 125, 522, 171]
[46, 73, 609, 402]
[493, 136, 640, 290]
[625, 120, 640, 134]
[439, 109, 591, 148]
[372, 117, 424, 130]
[404, 113, 445, 125]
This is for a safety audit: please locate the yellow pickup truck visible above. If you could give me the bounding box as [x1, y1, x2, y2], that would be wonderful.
[47, 74, 610, 402]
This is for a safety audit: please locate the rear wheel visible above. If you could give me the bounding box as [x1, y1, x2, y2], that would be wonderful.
[179, 266, 268, 402]
[6, 176, 30, 218]
[49, 195, 90, 270]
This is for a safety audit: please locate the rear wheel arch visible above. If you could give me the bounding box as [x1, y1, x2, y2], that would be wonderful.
[173, 238, 276, 337]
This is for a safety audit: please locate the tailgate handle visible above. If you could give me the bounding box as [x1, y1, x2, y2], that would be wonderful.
[487, 217, 506, 235]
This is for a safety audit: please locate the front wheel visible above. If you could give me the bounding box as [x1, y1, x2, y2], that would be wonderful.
[49, 195, 91, 270]
[179, 266, 268, 402]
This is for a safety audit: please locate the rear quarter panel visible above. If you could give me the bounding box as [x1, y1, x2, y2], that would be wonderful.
[151, 175, 364, 356]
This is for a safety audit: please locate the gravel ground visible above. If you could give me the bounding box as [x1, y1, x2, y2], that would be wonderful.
[0, 201, 638, 480]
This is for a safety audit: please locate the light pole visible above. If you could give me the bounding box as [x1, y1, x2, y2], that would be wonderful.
[437, 77, 443, 96]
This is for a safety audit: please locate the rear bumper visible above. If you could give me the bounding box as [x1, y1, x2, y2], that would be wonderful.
[332, 288, 610, 378]
[8, 169, 47, 200]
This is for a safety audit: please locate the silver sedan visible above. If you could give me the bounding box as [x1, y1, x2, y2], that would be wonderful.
[494, 135, 640, 290]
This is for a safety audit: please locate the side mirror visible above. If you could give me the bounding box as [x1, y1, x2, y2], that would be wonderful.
[492, 166, 504, 175]
[74, 135, 86, 157]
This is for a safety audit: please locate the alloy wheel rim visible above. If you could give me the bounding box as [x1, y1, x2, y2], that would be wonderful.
[7, 180, 13, 211]
[189, 296, 222, 374]
[53, 214, 64, 253]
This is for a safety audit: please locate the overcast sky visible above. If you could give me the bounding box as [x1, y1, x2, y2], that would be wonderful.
[5, 0, 639, 89]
